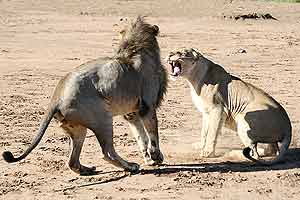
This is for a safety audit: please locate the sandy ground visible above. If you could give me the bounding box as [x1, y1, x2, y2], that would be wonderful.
[1, 0, 300, 199]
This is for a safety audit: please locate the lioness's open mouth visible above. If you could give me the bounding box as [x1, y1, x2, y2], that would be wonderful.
[168, 60, 182, 77]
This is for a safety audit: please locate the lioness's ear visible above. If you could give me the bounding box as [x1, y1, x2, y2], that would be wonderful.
[152, 25, 159, 36]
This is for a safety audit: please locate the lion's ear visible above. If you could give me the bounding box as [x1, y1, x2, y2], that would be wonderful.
[152, 25, 159, 36]
[119, 29, 126, 40]
[132, 54, 142, 69]
[191, 49, 200, 59]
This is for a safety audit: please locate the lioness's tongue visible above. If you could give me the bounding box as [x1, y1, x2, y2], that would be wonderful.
[172, 66, 180, 75]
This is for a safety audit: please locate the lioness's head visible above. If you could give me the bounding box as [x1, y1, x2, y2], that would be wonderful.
[166, 48, 201, 78]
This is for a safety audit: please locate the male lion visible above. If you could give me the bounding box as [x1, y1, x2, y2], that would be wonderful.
[166, 48, 291, 165]
[3, 17, 167, 175]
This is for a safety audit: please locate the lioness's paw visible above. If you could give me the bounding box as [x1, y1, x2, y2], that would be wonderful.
[224, 150, 245, 160]
[192, 142, 205, 150]
[200, 150, 215, 158]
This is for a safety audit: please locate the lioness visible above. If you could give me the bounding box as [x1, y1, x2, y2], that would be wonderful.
[3, 17, 168, 175]
[166, 48, 291, 165]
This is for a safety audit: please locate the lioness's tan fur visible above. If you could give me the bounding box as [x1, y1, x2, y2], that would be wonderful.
[166, 48, 291, 165]
[3, 17, 168, 174]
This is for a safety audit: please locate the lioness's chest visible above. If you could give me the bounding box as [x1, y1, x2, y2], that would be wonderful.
[189, 82, 219, 114]
[189, 83, 209, 113]
[190, 88, 204, 113]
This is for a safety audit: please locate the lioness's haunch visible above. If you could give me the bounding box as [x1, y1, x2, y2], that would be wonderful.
[3, 17, 168, 175]
[166, 48, 291, 165]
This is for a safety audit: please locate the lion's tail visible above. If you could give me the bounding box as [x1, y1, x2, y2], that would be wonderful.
[2, 105, 58, 163]
[243, 132, 291, 165]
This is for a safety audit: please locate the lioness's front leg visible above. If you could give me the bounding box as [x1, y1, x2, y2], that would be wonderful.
[192, 113, 209, 151]
[142, 109, 164, 165]
[199, 106, 224, 158]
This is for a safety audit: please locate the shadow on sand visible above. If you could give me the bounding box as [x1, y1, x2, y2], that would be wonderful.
[141, 148, 300, 175]
[55, 148, 300, 191]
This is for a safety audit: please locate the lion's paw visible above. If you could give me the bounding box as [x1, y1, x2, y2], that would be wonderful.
[125, 162, 140, 173]
[73, 165, 97, 176]
[145, 149, 164, 165]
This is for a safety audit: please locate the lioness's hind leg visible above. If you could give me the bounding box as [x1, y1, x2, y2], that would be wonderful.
[60, 122, 96, 175]
[262, 143, 279, 156]
[248, 143, 259, 159]
[251, 143, 279, 158]
[237, 119, 259, 159]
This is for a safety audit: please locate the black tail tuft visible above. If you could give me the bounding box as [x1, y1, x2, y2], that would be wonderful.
[2, 151, 17, 163]
[242, 147, 253, 160]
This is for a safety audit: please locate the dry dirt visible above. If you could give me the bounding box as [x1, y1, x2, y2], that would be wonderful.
[1, 0, 300, 199]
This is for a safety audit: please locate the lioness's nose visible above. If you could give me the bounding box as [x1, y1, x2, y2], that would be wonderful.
[164, 55, 170, 63]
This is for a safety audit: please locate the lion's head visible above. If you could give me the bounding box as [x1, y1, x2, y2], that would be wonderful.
[114, 16, 167, 108]
[116, 16, 160, 61]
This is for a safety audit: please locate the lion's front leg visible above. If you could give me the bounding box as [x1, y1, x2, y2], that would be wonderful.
[142, 109, 164, 165]
[124, 112, 151, 164]
[199, 106, 224, 158]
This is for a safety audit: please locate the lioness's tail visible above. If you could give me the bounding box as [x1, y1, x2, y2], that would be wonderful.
[2, 106, 58, 163]
[243, 132, 291, 165]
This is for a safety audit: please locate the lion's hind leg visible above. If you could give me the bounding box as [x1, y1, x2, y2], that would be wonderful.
[68, 97, 140, 172]
[87, 111, 140, 172]
[95, 123, 140, 172]
[60, 121, 96, 175]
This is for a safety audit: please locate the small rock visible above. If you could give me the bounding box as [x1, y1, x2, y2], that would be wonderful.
[238, 49, 247, 53]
